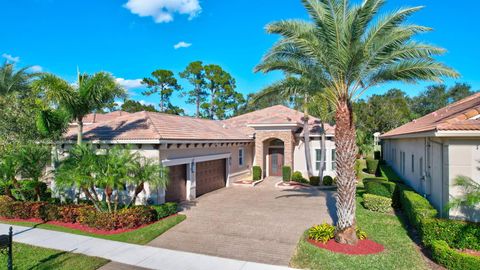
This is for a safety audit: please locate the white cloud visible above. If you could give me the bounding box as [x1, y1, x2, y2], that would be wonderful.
[139, 100, 156, 107]
[115, 78, 143, 89]
[29, 65, 43, 72]
[124, 0, 201, 23]
[2, 53, 20, 63]
[174, 41, 192, 49]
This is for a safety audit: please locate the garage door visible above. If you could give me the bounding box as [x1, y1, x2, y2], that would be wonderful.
[196, 159, 226, 197]
[165, 164, 187, 202]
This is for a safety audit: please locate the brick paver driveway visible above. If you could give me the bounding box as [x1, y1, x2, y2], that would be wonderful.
[148, 177, 336, 266]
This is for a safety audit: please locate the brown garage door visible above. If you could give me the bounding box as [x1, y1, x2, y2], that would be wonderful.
[165, 164, 187, 202]
[196, 159, 226, 197]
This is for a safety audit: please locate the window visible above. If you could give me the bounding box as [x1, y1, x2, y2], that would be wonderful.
[315, 149, 326, 171]
[238, 148, 244, 166]
[400, 151, 406, 175]
[411, 154, 415, 173]
[331, 149, 336, 171]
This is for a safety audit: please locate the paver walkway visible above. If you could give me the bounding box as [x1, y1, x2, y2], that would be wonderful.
[149, 177, 336, 266]
[0, 223, 292, 270]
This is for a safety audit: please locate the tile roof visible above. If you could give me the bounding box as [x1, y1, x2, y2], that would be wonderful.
[223, 105, 335, 136]
[381, 92, 480, 138]
[65, 105, 335, 142]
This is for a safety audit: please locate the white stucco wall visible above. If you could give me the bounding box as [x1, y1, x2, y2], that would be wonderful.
[293, 136, 336, 178]
[383, 136, 480, 222]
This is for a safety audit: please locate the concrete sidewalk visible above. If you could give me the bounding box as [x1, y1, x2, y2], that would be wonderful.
[0, 224, 292, 270]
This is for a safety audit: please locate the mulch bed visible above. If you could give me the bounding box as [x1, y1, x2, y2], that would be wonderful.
[0, 214, 178, 235]
[459, 248, 480, 257]
[307, 238, 385, 255]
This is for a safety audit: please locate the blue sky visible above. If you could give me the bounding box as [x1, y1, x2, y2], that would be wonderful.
[1, 0, 479, 114]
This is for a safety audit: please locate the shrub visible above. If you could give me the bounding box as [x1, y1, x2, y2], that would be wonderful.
[309, 176, 320, 186]
[152, 202, 178, 219]
[365, 158, 379, 174]
[117, 206, 157, 229]
[12, 180, 51, 201]
[374, 151, 381, 160]
[356, 228, 368, 240]
[379, 165, 403, 182]
[252, 166, 262, 181]
[401, 190, 438, 229]
[364, 181, 391, 198]
[58, 205, 88, 223]
[430, 240, 480, 270]
[363, 194, 392, 213]
[292, 171, 305, 182]
[323, 175, 334, 186]
[39, 204, 60, 221]
[420, 218, 480, 250]
[282, 166, 291, 182]
[308, 223, 335, 243]
[354, 159, 362, 178]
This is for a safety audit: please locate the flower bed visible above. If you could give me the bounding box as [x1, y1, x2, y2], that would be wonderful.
[307, 238, 384, 255]
[0, 195, 178, 231]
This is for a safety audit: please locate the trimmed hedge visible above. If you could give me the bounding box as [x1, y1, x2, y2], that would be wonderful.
[282, 166, 291, 182]
[291, 171, 303, 182]
[430, 240, 480, 270]
[421, 218, 480, 250]
[309, 176, 320, 186]
[364, 181, 392, 198]
[363, 194, 392, 213]
[365, 158, 379, 174]
[322, 175, 333, 186]
[252, 166, 262, 181]
[151, 202, 178, 219]
[379, 165, 403, 182]
[401, 190, 438, 228]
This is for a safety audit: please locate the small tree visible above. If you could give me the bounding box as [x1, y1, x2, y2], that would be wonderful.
[142, 69, 182, 113]
[0, 145, 22, 200]
[16, 142, 51, 201]
[127, 157, 169, 207]
[179, 61, 207, 118]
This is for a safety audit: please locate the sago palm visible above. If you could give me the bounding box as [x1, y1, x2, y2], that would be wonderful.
[257, 0, 458, 244]
[32, 71, 125, 144]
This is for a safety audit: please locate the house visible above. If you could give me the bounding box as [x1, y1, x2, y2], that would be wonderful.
[62, 105, 335, 204]
[381, 93, 480, 222]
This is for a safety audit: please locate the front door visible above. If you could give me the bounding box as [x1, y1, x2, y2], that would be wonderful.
[269, 148, 284, 176]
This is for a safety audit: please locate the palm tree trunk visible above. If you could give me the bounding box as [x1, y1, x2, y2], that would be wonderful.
[127, 182, 144, 208]
[105, 187, 112, 213]
[303, 95, 313, 178]
[334, 99, 358, 245]
[83, 187, 101, 211]
[77, 119, 83, 145]
[319, 122, 326, 181]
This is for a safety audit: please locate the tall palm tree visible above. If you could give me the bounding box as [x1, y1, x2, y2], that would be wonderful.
[32, 71, 125, 144]
[257, 0, 458, 244]
[0, 62, 40, 96]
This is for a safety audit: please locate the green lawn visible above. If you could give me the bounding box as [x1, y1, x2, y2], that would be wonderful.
[0, 214, 186, 245]
[0, 243, 108, 270]
[291, 161, 428, 270]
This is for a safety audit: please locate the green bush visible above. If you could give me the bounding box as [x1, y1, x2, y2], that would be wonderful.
[374, 151, 381, 160]
[363, 194, 392, 213]
[308, 223, 335, 243]
[354, 159, 362, 178]
[364, 181, 391, 198]
[309, 176, 320, 186]
[292, 171, 305, 182]
[12, 180, 51, 201]
[365, 158, 379, 174]
[401, 190, 438, 229]
[430, 240, 480, 270]
[252, 166, 262, 181]
[379, 165, 403, 182]
[282, 166, 291, 182]
[420, 218, 480, 250]
[152, 202, 178, 219]
[322, 175, 334, 186]
[116, 206, 157, 229]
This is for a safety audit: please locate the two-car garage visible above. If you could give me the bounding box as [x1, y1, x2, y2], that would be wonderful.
[164, 158, 227, 203]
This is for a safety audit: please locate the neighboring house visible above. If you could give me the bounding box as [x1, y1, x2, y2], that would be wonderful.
[381, 93, 480, 222]
[61, 105, 335, 204]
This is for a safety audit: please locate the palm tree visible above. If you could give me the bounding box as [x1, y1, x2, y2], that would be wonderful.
[127, 157, 169, 208]
[0, 145, 22, 200]
[257, 0, 458, 244]
[0, 62, 40, 96]
[16, 142, 51, 201]
[252, 76, 319, 178]
[32, 71, 125, 144]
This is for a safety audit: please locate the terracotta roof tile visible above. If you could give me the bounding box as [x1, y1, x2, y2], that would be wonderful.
[381, 92, 480, 138]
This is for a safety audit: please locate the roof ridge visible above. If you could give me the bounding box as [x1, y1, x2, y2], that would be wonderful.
[143, 111, 163, 140]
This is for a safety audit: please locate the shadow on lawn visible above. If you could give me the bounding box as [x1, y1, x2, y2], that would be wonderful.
[27, 250, 70, 270]
[275, 187, 338, 223]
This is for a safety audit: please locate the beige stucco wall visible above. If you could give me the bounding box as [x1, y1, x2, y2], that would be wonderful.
[383, 137, 480, 222]
[293, 137, 336, 178]
[254, 130, 295, 177]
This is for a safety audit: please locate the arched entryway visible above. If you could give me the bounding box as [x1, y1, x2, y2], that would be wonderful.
[265, 138, 285, 177]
